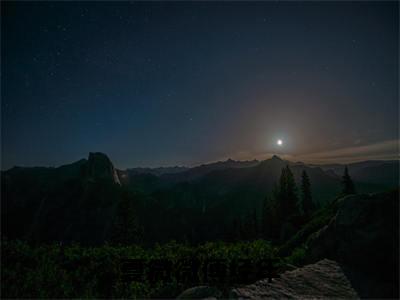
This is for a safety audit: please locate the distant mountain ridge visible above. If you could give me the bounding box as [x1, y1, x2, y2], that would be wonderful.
[5, 154, 398, 188]
[159, 158, 260, 183]
[127, 166, 189, 176]
[4, 153, 398, 191]
[2, 152, 398, 245]
[314, 160, 399, 187]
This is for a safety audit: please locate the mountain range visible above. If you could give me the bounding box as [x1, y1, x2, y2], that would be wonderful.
[2, 152, 398, 245]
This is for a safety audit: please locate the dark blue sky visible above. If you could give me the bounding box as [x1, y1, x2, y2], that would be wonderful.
[2, 1, 398, 169]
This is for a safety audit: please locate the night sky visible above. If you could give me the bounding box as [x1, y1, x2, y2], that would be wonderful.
[2, 1, 398, 169]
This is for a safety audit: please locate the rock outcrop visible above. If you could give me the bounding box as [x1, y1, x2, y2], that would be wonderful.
[230, 259, 358, 299]
[231, 191, 399, 299]
[305, 190, 399, 298]
[82, 152, 120, 185]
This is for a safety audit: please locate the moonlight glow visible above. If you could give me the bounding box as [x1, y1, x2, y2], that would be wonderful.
[277, 139, 283, 146]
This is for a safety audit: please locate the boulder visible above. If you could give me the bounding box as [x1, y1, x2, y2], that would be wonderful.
[230, 259, 358, 299]
[177, 286, 222, 299]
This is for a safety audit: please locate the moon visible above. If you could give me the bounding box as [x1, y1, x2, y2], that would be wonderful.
[277, 139, 283, 146]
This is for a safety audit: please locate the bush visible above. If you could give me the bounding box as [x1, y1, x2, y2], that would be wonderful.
[1, 239, 278, 298]
[285, 246, 307, 266]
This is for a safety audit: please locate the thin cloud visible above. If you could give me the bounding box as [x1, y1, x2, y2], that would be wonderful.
[295, 139, 399, 164]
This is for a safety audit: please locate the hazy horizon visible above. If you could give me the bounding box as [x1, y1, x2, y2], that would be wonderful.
[3, 143, 398, 171]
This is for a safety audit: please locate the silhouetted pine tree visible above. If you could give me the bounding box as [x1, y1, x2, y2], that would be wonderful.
[277, 166, 299, 218]
[272, 183, 280, 202]
[262, 196, 269, 235]
[285, 166, 298, 212]
[252, 208, 258, 238]
[301, 170, 315, 215]
[262, 196, 279, 239]
[242, 212, 255, 240]
[111, 191, 142, 245]
[278, 167, 288, 202]
[231, 218, 242, 241]
[342, 166, 355, 195]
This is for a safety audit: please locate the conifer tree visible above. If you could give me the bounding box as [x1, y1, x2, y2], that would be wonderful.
[231, 218, 242, 241]
[111, 191, 142, 245]
[301, 170, 315, 215]
[262, 196, 269, 235]
[285, 166, 298, 211]
[342, 166, 355, 195]
[277, 166, 299, 218]
[262, 196, 279, 239]
[252, 208, 258, 238]
[242, 212, 257, 240]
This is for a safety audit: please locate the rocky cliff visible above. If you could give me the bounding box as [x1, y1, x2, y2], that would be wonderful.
[82, 152, 120, 185]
